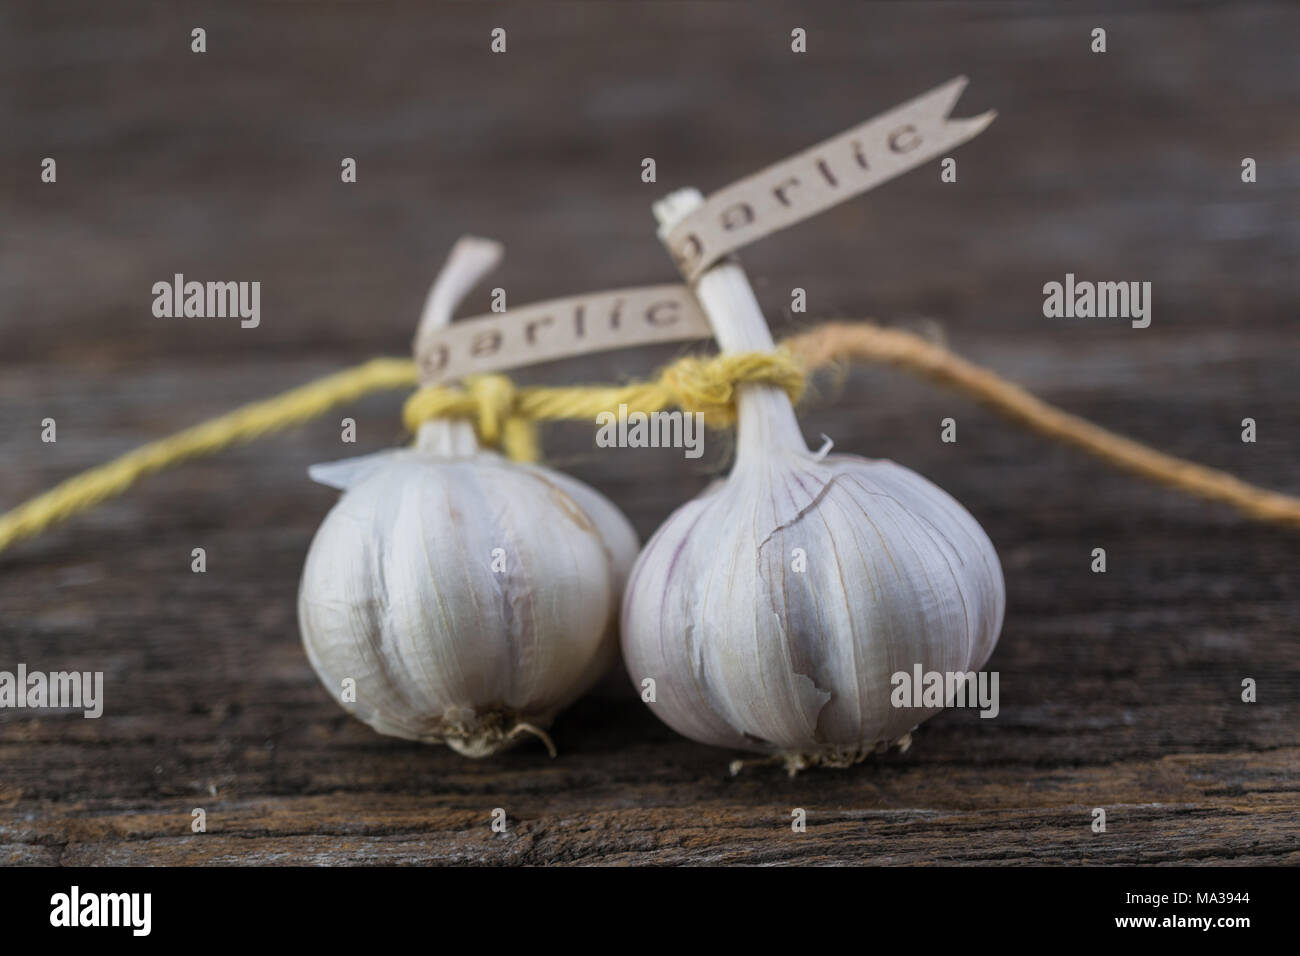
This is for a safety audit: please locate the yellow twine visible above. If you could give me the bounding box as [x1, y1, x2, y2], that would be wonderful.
[0, 358, 415, 555]
[2, 321, 1298, 556]
[400, 351, 806, 462]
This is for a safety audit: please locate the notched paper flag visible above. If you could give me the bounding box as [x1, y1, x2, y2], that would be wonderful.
[415, 284, 713, 385]
[662, 76, 996, 280]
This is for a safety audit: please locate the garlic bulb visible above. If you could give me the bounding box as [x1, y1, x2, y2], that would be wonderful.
[621, 191, 1005, 771]
[298, 238, 638, 756]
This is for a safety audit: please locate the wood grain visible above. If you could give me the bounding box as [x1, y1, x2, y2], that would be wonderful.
[1, 1, 1297, 865]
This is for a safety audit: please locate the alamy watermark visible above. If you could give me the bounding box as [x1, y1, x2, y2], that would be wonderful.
[152, 274, 260, 328]
[595, 404, 704, 459]
[50, 886, 150, 936]
[0, 664, 103, 718]
[891, 665, 999, 718]
[1042, 273, 1151, 328]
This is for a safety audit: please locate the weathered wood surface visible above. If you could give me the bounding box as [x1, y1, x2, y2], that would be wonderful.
[1, 2, 1297, 866]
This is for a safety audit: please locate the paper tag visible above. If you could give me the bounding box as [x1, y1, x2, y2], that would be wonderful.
[415, 77, 995, 383]
[662, 76, 995, 280]
[416, 283, 711, 384]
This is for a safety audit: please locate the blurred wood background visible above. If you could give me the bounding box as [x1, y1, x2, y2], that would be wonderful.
[1, 1, 1297, 865]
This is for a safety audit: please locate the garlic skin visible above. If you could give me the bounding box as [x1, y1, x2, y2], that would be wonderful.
[297, 235, 639, 757]
[621, 188, 1005, 769]
[299, 420, 638, 756]
[620, 404, 1004, 766]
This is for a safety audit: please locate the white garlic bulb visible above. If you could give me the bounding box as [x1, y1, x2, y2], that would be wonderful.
[298, 238, 638, 756]
[621, 191, 1005, 771]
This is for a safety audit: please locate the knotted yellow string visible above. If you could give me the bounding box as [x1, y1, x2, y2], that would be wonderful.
[2, 320, 1298, 556]
[401, 351, 806, 462]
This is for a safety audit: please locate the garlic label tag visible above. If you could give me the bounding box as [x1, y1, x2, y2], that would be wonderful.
[415, 283, 711, 385]
[414, 78, 994, 384]
[662, 75, 995, 280]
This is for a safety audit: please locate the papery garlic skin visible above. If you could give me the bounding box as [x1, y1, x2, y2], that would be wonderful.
[297, 234, 639, 757]
[621, 426, 1004, 764]
[299, 424, 637, 756]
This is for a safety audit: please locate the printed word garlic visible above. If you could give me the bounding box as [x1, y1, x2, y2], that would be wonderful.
[298, 238, 638, 756]
[621, 191, 1005, 772]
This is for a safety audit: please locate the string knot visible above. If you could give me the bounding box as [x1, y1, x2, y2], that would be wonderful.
[402, 374, 539, 461]
[658, 350, 806, 426]
[402, 351, 808, 453]
[464, 374, 518, 446]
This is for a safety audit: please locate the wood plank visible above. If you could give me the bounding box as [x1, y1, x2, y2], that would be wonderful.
[1, 1, 1296, 865]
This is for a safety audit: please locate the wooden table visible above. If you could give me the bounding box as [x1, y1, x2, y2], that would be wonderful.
[2, 1, 1297, 865]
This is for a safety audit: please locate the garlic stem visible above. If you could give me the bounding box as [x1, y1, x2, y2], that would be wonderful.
[654, 189, 809, 462]
[413, 235, 505, 354]
[412, 236, 505, 455]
